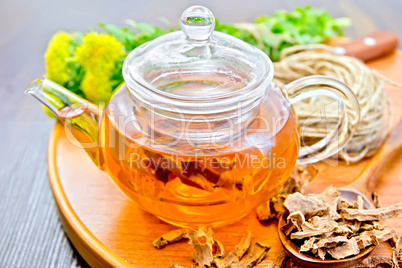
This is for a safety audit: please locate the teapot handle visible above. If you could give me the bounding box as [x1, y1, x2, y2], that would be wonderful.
[284, 75, 360, 165]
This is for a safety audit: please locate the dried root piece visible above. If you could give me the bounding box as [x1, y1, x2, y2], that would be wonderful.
[349, 256, 393, 267]
[355, 234, 379, 250]
[338, 219, 361, 233]
[156, 229, 270, 268]
[284, 192, 328, 218]
[214, 231, 252, 268]
[153, 228, 189, 249]
[232, 242, 270, 268]
[281, 187, 402, 261]
[337, 197, 358, 210]
[287, 211, 305, 232]
[186, 173, 217, 193]
[357, 195, 364, 210]
[284, 186, 340, 219]
[389, 235, 402, 267]
[372, 192, 382, 209]
[300, 237, 320, 253]
[360, 220, 386, 231]
[267, 252, 288, 268]
[185, 227, 215, 267]
[288, 214, 352, 240]
[288, 259, 304, 268]
[256, 198, 276, 222]
[257, 195, 288, 222]
[360, 229, 396, 243]
[317, 248, 327, 260]
[257, 165, 318, 222]
[213, 240, 225, 259]
[283, 165, 319, 194]
[340, 202, 402, 221]
[301, 235, 348, 253]
[214, 253, 238, 268]
[233, 231, 252, 259]
[327, 237, 360, 260]
[170, 265, 184, 268]
[302, 215, 338, 233]
[282, 212, 306, 237]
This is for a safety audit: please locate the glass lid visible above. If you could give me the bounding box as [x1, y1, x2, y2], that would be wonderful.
[122, 5, 273, 100]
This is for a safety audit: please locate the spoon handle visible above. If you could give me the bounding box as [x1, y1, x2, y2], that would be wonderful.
[345, 119, 402, 198]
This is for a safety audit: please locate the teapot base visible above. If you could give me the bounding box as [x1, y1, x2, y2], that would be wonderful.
[119, 180, 292, 228]
[156, 214, 248, 228]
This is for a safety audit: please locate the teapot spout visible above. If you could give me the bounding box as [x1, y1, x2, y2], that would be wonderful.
[26, 78, 103, 168]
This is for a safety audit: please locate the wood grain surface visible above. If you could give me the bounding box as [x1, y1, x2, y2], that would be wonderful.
[2, 0, 402, 267]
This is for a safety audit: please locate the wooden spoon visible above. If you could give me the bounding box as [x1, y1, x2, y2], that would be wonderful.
[278, 220, 375, 268]
[338, 118, 402, 209]
[279, 119, 402, 267]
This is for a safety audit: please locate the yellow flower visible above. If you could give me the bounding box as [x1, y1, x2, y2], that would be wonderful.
[44, 32, 73, 85]
[79, 72, 113, 106]
[76, 32, 125, 103]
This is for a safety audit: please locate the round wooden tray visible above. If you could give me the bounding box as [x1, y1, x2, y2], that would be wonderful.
[48, 52, 402, 267]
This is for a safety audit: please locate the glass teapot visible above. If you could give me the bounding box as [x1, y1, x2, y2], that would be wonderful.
[26, 6, 359, 227]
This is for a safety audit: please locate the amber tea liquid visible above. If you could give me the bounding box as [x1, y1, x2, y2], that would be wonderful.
[99, 81, 299, 227]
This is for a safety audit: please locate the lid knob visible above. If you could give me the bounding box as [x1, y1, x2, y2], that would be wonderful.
[181, 6, 215, 41]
